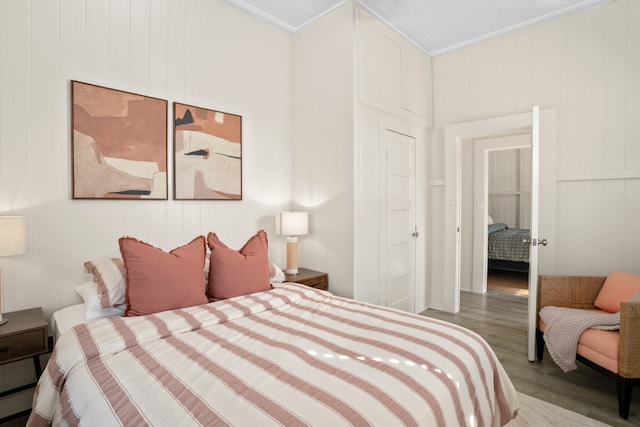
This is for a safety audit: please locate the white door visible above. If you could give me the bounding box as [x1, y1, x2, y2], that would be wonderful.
[527, 106, 544, 361]
[380, 129, 416, 312]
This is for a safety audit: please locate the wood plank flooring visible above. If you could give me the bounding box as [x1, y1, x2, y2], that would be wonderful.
[488, 269, 529, 295]
[421, 290, 640, 426]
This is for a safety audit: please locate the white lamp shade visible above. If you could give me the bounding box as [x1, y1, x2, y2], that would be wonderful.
[275, 212, 308, 236]
[0, 216, 27, 257]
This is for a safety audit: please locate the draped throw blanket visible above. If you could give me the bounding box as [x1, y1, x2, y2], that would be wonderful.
[540, 293, 640, 372]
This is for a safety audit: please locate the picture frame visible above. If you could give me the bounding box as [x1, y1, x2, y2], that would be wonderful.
[173, 102, 242, 200]
[71, 80, 168, 199]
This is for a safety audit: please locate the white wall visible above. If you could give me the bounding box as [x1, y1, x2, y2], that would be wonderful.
[0, 0, 293, 410]
[487, 145, 532, 229]
[0, 1, 293, 319]
[431, 0, 640, 308]
[292, 3, 355, 298]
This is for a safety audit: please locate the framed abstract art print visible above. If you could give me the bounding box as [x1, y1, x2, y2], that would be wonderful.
[173, 103, 242, 200]
[71, 81, 168, 199]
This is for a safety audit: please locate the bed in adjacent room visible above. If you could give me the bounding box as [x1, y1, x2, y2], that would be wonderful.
[488, 223, 530, 273]
[29, 231, 519, 426]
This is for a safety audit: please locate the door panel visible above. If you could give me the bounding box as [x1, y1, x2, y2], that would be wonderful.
[527, 106, 540, 361]
[381, 129, 416, 312]
[388, 241, 413, 312]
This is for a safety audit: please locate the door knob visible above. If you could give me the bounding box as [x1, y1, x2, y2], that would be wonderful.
[412, 231, 419, 238]
[531, 238, 548, 246]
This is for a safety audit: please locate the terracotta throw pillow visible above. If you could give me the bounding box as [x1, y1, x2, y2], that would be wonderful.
[119, 236, 209, 317]
[207, 230, 271, 300]
[594, 271, 640, 313]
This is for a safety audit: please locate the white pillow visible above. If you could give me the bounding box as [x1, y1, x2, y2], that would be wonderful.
[269, 261, 285, 283]
[487, 214, 494, 225]
[84, 258, 126, 309]
[75, 281, 125, 320]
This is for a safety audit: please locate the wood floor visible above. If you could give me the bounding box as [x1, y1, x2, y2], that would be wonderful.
[487, 269, 529, 295]
[421, 289, 640, 427]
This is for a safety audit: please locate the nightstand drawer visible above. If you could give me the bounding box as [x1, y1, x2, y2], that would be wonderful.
[0, 329, 47, 363]
[285, 268, 329, 291]
[301, 275, 328, 290]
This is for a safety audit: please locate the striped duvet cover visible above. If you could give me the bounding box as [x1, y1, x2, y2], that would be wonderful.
[29, 283, 518, 426]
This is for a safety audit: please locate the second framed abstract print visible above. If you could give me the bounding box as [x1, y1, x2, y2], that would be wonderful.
[173, 103, 242, 200]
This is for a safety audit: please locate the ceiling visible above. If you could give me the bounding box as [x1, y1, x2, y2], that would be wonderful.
[222, 0, 609, 56]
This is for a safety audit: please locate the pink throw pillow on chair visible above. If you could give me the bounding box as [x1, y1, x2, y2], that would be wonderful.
[119, 236, 209, 316]
[207, 230, 271, 300]
[594, 271, 640, 313]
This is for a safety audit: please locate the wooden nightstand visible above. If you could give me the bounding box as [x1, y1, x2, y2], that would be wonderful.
[0, 307, 49, 422]
[284, 268, 328, 290]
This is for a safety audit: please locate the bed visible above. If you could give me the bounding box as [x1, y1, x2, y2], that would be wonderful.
[487, 223, 530, 273]
[30, 284, 518, 426]
[28, 231, 519, 426]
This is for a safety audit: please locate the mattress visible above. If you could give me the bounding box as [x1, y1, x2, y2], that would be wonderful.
[50, 303, 86, 342]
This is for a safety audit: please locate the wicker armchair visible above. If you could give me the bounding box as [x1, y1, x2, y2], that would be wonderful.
[536, 275, 640, 419]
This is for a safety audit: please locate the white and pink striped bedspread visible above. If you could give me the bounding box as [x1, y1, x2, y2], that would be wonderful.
[28, 284, 518, 426]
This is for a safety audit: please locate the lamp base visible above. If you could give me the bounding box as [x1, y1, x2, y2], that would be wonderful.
[0, 318, 7, 326]
[286, 237, 299, 276]
[285, 269, 300, 275]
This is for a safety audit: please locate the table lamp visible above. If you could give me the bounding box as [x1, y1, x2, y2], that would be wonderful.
[275, 212, 308, 275]
[0, 216, 27, 326]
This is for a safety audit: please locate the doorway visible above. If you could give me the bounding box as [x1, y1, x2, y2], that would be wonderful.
[467, 135, 532, 295]
[485, 147, 531, 296]
[443, 108, 557, 360]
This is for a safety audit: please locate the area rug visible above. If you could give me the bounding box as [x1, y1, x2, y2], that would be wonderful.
[507, 392, 611, 426]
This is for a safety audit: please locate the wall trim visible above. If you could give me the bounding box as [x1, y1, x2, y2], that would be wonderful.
[557, 169, 640, 182]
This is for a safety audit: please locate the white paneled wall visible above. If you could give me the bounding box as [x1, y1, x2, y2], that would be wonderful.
[292, 3, 355, 298]
[0, 1, 293, 319]
[431, 0, 640, 309]
[488, 148, 531, 229]
[0, 1, 293, 410]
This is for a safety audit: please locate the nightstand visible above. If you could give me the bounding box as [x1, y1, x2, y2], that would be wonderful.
[0, 307, 49, 422]
[284, 268, 328, 290]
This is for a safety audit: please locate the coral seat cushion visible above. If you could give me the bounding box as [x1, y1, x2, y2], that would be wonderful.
[577, 329, 619, 373]
[207, 230, 271, 300]
[119, 236, 209, 317]
[540, 315, 619, 373]
[594, 271, 640, 313]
